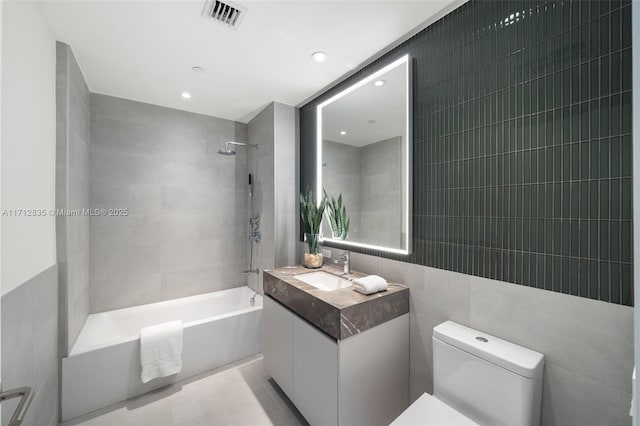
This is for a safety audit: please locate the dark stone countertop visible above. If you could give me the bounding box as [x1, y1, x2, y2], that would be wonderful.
[263, 264, 409, 341]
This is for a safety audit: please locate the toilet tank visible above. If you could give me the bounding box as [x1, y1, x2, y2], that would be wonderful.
[433, 321, 544, 426]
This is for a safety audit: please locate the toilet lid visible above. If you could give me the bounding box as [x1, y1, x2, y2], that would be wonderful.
[390, 393, 479, 426]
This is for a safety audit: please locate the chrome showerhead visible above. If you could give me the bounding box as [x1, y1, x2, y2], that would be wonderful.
[217, 141, 257, 157]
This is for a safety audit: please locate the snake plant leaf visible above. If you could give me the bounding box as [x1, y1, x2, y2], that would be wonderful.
[300, 187, 327, 236]
[323, 189, 350, 240]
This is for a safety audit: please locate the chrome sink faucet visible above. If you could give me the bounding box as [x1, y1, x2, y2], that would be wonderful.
[336, 251, 350, 276]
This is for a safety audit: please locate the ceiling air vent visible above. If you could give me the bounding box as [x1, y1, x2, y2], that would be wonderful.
[202, 0, 247, 29]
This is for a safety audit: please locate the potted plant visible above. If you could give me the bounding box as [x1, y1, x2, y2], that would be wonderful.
[324, 189, 349, 240]
[300, 188, 327, 268]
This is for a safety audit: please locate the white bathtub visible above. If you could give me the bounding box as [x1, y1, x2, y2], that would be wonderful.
[61, 286, 263, 421]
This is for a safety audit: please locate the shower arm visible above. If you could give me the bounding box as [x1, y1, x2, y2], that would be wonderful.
[225, 141, 257, 151]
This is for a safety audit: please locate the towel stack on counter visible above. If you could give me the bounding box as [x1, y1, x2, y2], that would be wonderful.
[352, 275, 388, 295]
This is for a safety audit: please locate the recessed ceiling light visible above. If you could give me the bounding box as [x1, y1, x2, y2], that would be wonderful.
[373, 80, 386, 87]
[311, 51, 327, 63]
[340, 131, 347, 135]
[181, 92, 192, 99]
[192, 66, 206, 73]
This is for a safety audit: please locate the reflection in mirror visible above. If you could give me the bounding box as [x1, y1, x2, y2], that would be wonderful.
[317, 54, 411, 254]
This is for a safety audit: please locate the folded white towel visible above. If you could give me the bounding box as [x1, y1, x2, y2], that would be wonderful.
[352, 275, 388, 295]
[140, 320, 183, 384]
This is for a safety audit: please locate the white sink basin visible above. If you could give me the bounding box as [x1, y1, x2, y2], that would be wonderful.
[295, 271, 352, 291]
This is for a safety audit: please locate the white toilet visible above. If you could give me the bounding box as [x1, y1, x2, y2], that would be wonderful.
[392, 321, 544, 426]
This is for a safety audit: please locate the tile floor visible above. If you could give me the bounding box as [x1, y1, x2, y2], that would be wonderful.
[62, 356, 308, 426]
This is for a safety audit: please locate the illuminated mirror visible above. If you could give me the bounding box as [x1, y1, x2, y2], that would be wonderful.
[317, 54, 412, 254]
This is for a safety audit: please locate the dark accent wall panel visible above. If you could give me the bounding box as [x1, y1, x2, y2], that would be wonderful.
[300, 0, 634, 306]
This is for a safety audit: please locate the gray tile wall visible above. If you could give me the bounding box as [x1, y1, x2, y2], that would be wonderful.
[247, 103, 275, 294]
[89, 94, 248, 312]
[323, 140, 362, 241]
[323, 136, 402, 246]
[337, 248, 633, 426]
[360, 136, 402, 248]
[246, 102, 298, 293]
[55, 42, 91, 355]
[273, 103, 298, 268]
[1, 265, 59, 426]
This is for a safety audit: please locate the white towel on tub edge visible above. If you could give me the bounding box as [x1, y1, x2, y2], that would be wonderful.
[140, 320, 183, 384]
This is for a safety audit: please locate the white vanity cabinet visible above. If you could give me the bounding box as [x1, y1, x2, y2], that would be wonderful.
[263, 294, 294, 397]
[292, 311, 339, 425]
[263, 296, 409, 426]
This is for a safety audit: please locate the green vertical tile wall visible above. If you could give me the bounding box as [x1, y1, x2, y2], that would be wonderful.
[300, 0, 634, 306]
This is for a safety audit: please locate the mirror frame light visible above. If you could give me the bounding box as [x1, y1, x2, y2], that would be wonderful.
[316, 54, 412, 255]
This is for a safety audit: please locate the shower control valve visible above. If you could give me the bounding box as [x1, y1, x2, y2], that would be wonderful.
[249, 229, 261, 242]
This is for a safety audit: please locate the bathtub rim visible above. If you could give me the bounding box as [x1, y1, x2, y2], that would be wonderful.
[70, 286, 263, 357]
